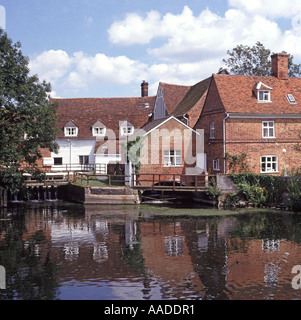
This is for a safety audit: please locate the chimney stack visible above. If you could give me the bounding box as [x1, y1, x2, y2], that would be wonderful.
[271, 53, 289, 80]
[141, 80, 148, 97]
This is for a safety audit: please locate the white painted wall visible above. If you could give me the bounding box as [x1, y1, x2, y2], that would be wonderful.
[51, 139, 96, 167]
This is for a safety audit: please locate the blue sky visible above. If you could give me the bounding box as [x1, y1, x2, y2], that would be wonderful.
[0, 0, 301, 98]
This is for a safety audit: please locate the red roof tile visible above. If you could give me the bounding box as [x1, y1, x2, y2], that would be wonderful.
[160, 82, 191, 115]
[51, 96, 156, 139]
[213, 74, 301, 114]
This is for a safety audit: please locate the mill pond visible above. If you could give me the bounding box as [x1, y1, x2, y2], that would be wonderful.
[1, 200, 301, 300]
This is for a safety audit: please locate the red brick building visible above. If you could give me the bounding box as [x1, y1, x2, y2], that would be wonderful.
[195, 53, 301, 175]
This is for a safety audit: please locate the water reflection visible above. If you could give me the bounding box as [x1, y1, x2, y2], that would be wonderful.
[0, 203, 301, 300]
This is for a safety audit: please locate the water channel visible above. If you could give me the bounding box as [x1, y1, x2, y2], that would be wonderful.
[1, 200, 301, 300]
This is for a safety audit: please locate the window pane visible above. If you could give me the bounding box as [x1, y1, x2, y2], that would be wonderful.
[263, 128, 268, 137]
[269, 121, 274, 127]
[269, 128, 274, 136]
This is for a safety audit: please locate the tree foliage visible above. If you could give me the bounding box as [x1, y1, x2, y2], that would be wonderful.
[0, 29, 59, 194]
[223, 41, 301, 77]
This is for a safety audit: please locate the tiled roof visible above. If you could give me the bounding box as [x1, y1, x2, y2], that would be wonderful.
[171, 77, 211, 116]
[160, 82, 191, 115]
[213, 74, 301, 114]
[51, 96, 156, 139]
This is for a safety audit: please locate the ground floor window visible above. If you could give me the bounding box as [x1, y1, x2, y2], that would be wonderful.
[213, 159, 220, 171]
[261, 155, 278, 173]
[164, 150, 181, 166]
[53, 157, 63, 165]
[79, 155, 89, 165]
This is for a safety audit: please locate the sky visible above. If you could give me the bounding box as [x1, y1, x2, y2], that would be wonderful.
[1, 0, 301, 98]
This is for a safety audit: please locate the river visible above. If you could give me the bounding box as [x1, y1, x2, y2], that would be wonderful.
[0, 201, 301, 300]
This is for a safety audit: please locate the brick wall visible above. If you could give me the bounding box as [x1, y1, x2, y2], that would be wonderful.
[139, 118, 197, 184]
[225, 118, 301, 174]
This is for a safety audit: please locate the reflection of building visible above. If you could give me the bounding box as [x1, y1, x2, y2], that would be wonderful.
[226, 238, 301, 300]
[139, 221, 206, 299]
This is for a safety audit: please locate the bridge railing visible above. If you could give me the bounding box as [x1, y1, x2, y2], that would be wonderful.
[133, 173, 216, 191]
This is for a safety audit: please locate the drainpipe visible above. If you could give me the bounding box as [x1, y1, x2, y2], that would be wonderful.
[223, 112, 230, 174]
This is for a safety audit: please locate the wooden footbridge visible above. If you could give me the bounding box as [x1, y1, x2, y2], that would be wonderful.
[24, 171, 214, 192]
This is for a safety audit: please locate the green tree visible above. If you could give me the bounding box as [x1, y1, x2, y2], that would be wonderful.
[223, 41, 301, 77]
[0, 29, 58, 194]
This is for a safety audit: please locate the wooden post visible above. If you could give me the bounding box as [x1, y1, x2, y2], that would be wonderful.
[173, 174, 175, 191]
[205, 172, 209, 188]
[109, 175, 111, 186]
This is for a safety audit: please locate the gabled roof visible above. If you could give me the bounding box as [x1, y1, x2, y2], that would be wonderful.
[51, 96, 156, 139]
[92, 119, 106, 128]
[64, 120, 78, 128]
[159, 82, 191, 115]
[171, 77, 211, 116]
[140, 116, 199, 136]
[212, 74, 301, 114]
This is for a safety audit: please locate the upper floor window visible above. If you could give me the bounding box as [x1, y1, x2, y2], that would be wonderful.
[120, 121, 134, 136]
[258, 90, 271, 102]
[209, 122, 215, 139]
[64, 127, 78, 136]
[92, 120, 106, 137]
[256, 82, 272, 103]
[262, 121, 275, 138]
[64, 120, 78, 137]
[164, 150, 181, 166]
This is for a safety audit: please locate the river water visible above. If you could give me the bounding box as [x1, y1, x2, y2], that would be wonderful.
[0, 201, 301, 300]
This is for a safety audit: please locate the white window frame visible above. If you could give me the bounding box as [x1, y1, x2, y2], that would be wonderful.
[209, 122, 215, 139]
[120, 125, 134, 136]
[164, 150, 182, 167]
[262, 121, 275, 138]
[213, 159, 220, 171]
[92, 127, 106, 137]
[258, 90, 271, 102]
[260, 155, 278, 173]
[286, 94, 296, 104]
[64, 127, 78, 137]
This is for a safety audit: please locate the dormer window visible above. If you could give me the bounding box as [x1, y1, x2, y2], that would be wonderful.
[64, 120, 78, 137]
[258, 90, 271, 102]
[92, 120, 106, 137]
[256, 82, 272, 103]
[120, 121, 134, 136]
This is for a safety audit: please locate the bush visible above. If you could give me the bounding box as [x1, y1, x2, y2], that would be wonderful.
[286, 168, 301, 212]
[226, 173, 286, 207]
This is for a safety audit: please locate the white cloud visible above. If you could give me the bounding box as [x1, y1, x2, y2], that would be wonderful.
[108, 10, 162, 45]
[29, 3, 301, 98]
[29, 50, 72, 83]
[228, 0, 301, 19]
[66, 51, 147, 87]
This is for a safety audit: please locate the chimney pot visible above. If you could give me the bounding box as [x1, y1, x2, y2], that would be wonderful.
[141, 80, 148, 97]
[271, 53, 289, 80]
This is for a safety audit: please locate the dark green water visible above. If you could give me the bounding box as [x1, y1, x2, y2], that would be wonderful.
[1, 201, 301, 300]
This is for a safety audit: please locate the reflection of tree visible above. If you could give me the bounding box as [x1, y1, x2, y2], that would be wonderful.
[229, 212, 301, 243]
[0, 215, 59, 300]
